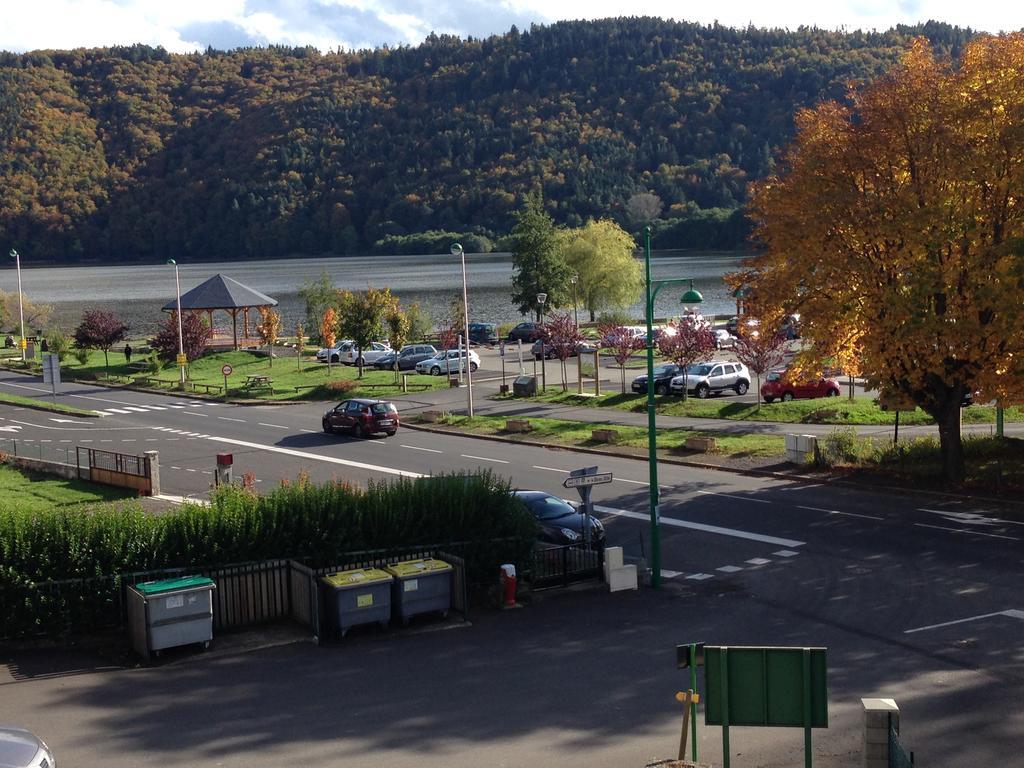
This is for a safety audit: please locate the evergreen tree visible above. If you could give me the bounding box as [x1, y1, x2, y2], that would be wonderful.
[509, 193, 572, 320]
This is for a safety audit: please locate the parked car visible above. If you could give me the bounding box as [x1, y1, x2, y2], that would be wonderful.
[315, 339, 355, 363]
[0, 725, 55, 768]
[714, 329, 736, 349]
[530, 339, 598, 359]
[631, 363, 685, 396]
[415, 348, 481, 375]
[340, 341, 391, 366]
[372, 344, 438, 371]
[761, 370, 840, 402]
[513, 490, 605, 548]
[506, 322, 543, 343]
[670, 361, 750, 398]
[468, 322, 499, 345]
[322, 398, 400, 437]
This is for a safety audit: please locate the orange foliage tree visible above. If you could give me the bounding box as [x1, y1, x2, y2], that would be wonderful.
[737, 36, 1024, 483]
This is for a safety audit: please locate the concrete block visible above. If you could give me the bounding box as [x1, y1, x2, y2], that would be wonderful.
[864, 726, 889, 744]
[785, 433, 799, 450]
[604, 546, 624, 570]
[608, 565, 638, 592]
[591, 428, 619, 443]
[684, 436, 717, 452]
[421, 410, 445, 423]
[504, 419, 533, 433]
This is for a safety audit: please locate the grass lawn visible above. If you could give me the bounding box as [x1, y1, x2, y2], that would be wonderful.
[0, 391, 98, 417]
[47, 347, 450, 401]
[0, 464, 135, 512]
[510, 389, 1022, 426]
[421, 414, 784, 459]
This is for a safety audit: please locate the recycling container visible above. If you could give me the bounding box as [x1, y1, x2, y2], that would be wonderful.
[321, 568, 393, 638]
[384, 559, 452, 625]
[127, 575, 215, 659]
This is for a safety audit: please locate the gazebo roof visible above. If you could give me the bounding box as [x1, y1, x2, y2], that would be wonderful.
[162, 273, 277, 311]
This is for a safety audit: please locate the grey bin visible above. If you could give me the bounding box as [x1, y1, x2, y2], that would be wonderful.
[513, 375, 537, 397]
[127, 576, 215, 659]
[385, 559, 452, 625]
[321, 568, 393, 638]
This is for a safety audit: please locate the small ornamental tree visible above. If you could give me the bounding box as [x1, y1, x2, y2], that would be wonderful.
[732, 327, 789, 409]
[294, 322, 305, 372]
[656, 321, 717, 399]
[320, 307, 337, 373]
[337, 287, 398, 378]
[539, 311, 584, 391]
[436, 315, 461, 376]
[386, 306, 410, 382]
[255, 307, 282, 368]
[73, 309, 129, 369]
[150, 312, 212, 364]
[599, 322, 644, 393]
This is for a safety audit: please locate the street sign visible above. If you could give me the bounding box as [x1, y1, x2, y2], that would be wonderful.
[563, 472, 612, 488]
[41, 353, 61, 386]
[176, 353, 188, 367]
[221, 364, 233, 376]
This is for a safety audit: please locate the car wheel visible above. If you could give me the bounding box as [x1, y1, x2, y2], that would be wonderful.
[695, 384, 710, 399]
[782, 391, 795, 402]
[764, 396, 775, 404]
[735, 380, 749, 395]
[470, 362, 478, 372]
[430, 366, 441, 376]
[353, 423, 366, 439]
[322, 420, 333, 434]
[826, 389, 839, 397]
[386, 431, 397, 437]
[356, 356, 365, 366]
[330, 354, 339, 363]
[655, 383, 669, 396]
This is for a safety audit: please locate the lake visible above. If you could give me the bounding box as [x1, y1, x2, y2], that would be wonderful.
[1, 251, 747, 338]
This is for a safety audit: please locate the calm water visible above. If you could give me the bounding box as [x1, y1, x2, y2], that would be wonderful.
[1, 252, 747, 337]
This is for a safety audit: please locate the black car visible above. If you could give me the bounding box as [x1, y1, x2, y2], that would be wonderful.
[468, 322, 498, 345]
[531, 339, 598, 359]
[631, 363, 685, 396]
[322, 398, 400, 437]
[507, 322, 542, 343]
[372, 344, 438, 371]
[514, 490, 605, 548]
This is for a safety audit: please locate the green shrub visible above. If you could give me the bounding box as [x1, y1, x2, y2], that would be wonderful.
[71, 347, 90, 366]
[817, 426, 862, 466]
[596, 309, 636, 326]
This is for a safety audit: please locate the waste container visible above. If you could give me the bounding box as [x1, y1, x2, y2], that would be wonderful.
[127, 575, 215, 659]
[321, 568, 393, 638]
[385, 559, 452, 625]
[513, 375, 537, 397]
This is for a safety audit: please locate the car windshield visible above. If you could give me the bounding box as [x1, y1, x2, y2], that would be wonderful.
[370, 403, 397, 414]
[525, 494, 576, 520]
[653, 365, 676, 376]
[687, 364, 713, 376]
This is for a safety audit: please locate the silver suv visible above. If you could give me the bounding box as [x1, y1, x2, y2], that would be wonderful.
[670, 361, 750, 398]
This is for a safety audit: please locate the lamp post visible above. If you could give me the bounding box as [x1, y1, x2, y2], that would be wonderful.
[537, 292, 547, 391]
[9, 249, 25, 362]
[570, 274, 579, 328]
[451, 243, 474, 418]
[643, 226, 703, 588]
[167, 259, 186, 387]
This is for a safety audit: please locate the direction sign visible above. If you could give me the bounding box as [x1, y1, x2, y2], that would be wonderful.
[563, 472, 612, 488]
[221, 364, 233, 376]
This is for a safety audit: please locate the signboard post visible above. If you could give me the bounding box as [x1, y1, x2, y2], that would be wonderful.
[563, 467, 612, 548]
[676, 642, 706, 761]
[221, 363, 233, 396]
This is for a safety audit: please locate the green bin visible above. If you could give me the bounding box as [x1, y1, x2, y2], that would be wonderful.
[385, 559, 452, 625]
[127, 575, 215, 659]
[321, 568, 393, 638]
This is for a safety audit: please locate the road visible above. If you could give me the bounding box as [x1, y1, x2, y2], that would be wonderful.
[1, 368, 1023, 767]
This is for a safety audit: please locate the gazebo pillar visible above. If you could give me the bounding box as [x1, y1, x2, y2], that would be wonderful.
[243, 308, 250, 340]
[231, 309, 239, 350]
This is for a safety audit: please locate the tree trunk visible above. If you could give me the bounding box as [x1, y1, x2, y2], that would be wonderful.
[935, 401, 965, 484]
[620, 366, 625, 394]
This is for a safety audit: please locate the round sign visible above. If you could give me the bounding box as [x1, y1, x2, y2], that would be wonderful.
[221, 364, 233, 376]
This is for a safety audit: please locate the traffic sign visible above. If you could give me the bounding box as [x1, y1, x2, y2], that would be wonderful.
[221, 364, 233, 376]
[176, 353, 188, 367]
[563, 472, 612, 488]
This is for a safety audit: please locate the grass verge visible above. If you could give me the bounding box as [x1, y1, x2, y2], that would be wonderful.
[0, 391, 98, 417]
[0, 464, 135, 511]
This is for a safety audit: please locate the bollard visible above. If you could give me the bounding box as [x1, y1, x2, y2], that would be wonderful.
[500, 564, 517, 608]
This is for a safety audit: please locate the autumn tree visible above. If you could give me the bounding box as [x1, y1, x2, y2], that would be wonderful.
[385, 305, 410, 382]
[299, 272, 340, 343]
[255, 307, 282, 367]
[561, 219, 644, 322]
[732, 327, 789, 409]
[150, 312, 211, 363]
[509, 192, 573, 319]
[1, 291, 53, 339]
[73, 309, 128, 368]
[656, 321, 716, 399]
[741, 36, 1024, 482]
[319, 307, 337, 373]
[337, 286, 398, 377]
[599, 322, 644, 394]
[539, 311, 585, 391]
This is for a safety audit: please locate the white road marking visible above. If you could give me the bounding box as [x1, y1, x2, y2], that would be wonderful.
[166, 405, 186, 409]
[138, 405, 167, 410]
[696, 490, 771, 504]
[594, 504, 805, 547]
[122, 439, 136, 443]
[205, 434, 425, 478]
[145, 438, 157, 441]
[258, 423, 288, 429]
[914, 523, 1018, 541]
[300, 429, 317, 433]
[194, 435, 210, 439]
[81, 439, 92, 443]
[59, 439, 71, 443]
[660, 569, 683, 579]
[0, 381, 49, 393]
[461, 454, 510, 464]
[776, 483, 824, 491]
[0, 425, 23, 432]
[797, 505, 884, 521]
[185, 468, 197, 472]
[166, 438, 179, 441]
[615, 478, 649, 486]
[103, 409, 132, 414]
[218, 417, 246, 422]
[745, 558, 771, 565]
[918, 508, 1024, 527]
[717, 565, 743, 573]
[533, 465, 570, 473]
[121, 407, 150, 413]
[403, 445, 443, 453]
[69, 393, 153, 406]
[904, 609, 1024, 634]
[774, 550, 800, 557]
[686, 573, 714, 581]
[49, 418, 88, 424]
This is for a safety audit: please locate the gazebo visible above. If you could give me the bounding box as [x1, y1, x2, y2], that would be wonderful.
[162, 274, 278, 351]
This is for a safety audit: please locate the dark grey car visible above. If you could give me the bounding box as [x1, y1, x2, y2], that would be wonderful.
[372, 344, 438, 371]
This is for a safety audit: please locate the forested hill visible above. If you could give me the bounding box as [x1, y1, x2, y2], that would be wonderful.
[0, 18, 975, 264]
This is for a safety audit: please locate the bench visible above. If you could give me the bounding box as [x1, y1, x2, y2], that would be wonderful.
[188, 382, 223, 395]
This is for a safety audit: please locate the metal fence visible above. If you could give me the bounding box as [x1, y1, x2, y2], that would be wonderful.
[0, 437, 77, 466]
[890, 724, 915, 767]
[527, 543, 604, 589]
[81, 447, 148, 477]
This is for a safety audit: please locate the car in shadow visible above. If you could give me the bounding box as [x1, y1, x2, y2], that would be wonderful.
[506, 322, 542, 343]
[372, 344, 438, 371]
[322, 398, 400, 438]
[631, 363, 685, 396]
[514, 490, 605, 548]
[468, 322, 499, 345]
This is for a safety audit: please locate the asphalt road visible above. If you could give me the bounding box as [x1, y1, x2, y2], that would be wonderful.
[1, 369, 1023, 767]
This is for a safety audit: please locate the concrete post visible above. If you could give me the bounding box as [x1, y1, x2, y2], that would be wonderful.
[862, 698, 898, 768]
[144, 450, 160, 497]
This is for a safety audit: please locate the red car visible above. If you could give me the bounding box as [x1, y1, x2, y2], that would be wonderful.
[322, 398, 400, 437]
[761, 370, 840, 403]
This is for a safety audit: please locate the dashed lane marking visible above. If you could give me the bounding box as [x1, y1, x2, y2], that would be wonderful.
[745, 558, 771, 565]
[696, 490, 771, 504]
[797, 505, 884, 521]
[594, 504, 805, 547]
[533, 465, 569, 473]
[403, 445, 442, 453]
[686, 573, 714, 581]
[660, 570, 683, 579]
[461, 454, 509, 464]
[717, 565, 743, 573]
[218, 417, 246, 423]
[904, 609, 1024, 634]
[774, 550, 800, 557]
[257, 423, 288, 429]
[914, 523, 1018, 542]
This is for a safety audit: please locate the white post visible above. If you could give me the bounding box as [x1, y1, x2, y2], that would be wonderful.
[459, 247, 474, 418]
[10, 249, 25, 362]
[169, 260, 186, 386]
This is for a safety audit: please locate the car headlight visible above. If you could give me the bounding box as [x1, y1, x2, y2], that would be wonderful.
[560, 527, 580, 541]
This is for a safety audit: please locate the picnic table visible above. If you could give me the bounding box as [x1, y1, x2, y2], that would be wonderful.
[243, 374, 273, 390]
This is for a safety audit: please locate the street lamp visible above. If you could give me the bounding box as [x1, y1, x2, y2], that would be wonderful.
[167, 259, 186, 387]
[450, 242, 474, 418]
[536, 292, 548, 391]
[9, 249, 25, 362]
[536, 292, 547, 320]
[643, 226, 703, 588]
[570, 274, 579, 328]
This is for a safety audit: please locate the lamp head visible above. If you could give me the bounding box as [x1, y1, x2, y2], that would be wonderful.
[570, 274, 578, 285]
[167, 259, 177, 266]
[536, 292, 547, 306]
[9, 249, 18, 260]
[680, 280, 704, 309]
[450, 242, 463, 257]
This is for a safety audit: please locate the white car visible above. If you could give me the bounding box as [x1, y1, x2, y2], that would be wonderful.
[0, 725, 55, 768]
[670, 361, 751, 398]
[316, 340, 355, 363]
[415, 349, 481, 375]
[341, 341, 391, 366]
[714, 329, 736, 349]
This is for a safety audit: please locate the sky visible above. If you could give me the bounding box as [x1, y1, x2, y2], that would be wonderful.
[1, 0, 1021, 55]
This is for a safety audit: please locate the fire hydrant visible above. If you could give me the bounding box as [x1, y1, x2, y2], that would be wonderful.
[500, 563, 517, 608]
